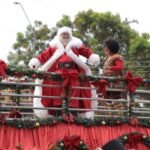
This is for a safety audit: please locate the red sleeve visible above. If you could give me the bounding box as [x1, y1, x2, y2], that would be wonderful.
[110, 59, 124, 71]
[36, 47, 52, 64]
[78, 46, 93, 58]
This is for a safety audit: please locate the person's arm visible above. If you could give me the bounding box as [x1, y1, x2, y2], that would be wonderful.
[79, 46, 100, 68]
[110, 59, 123, 71]
[28, 47, 52, 69]
[78, 45, 93, 58]
[36, 47, 53, 64]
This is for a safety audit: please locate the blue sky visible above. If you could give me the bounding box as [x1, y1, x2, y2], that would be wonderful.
[0, 0, 149, 62]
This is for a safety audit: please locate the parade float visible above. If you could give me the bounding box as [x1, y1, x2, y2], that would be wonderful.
[0, 60, 150, 150]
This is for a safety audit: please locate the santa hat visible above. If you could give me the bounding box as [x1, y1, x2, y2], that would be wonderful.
[57, 26, 72, 37]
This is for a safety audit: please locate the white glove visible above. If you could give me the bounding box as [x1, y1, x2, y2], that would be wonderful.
[88, 54, 100, 68]
[28, 58, 41, 69]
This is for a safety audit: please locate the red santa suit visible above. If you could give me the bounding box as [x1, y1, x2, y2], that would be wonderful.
[29, 27, 100, 118]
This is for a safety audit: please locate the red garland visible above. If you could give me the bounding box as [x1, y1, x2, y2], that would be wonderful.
[61, 69, 79, 90]
[91, 79, 108, 96]
[125, 71, 143, 93]
[0, 59, 7, 78]
[63, 135, 81, 150]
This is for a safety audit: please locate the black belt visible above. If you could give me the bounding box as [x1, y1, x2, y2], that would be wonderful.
[59, 62, 77, 69]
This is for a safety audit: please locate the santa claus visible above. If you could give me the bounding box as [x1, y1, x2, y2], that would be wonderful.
[28, 26, 100, 119]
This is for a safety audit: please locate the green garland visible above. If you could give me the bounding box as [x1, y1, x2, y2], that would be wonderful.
[1, 116, 150, 128]
[0, 65, 148, 91]
[5, 65, 150, 82]
[118, 132, 150, 147]
[5, 65, 123, 81]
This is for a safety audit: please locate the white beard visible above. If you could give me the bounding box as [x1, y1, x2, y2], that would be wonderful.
[59, 37, 71, 46]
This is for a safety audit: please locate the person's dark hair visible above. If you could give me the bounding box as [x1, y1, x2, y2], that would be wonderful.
[102, 139, 125, 150]
[105, 39, 119, 54]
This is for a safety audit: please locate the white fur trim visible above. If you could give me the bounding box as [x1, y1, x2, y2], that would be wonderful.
[57, 26, 72, 37]
[88, 54, 100, 68]
[66, 37, 83, 49]
[91, 85, 98, 109]
[33, 79, 49, 118]
[28, 58, 41, 69]
[39, 47, 65, 72]
[77, 85, 98, 120]
[78, 111, 94, 119]
[66, 49, 92, 75]
[49, 36, 64, 49]
[50, 36, 83, 49]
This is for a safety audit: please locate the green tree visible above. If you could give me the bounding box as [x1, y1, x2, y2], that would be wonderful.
[126, 33, 150, 78]
[56, 15, 73, 28]
[7, 21, 50, 66]
[8, 10, 150, 79]
[73, 9, 139, 56]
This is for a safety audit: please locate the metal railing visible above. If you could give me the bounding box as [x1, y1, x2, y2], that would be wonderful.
[0, 76, 149, 120]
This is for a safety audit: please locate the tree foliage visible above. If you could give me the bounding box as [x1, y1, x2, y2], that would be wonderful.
[8, 10, 150, 78]
[8, 21, 50, 66]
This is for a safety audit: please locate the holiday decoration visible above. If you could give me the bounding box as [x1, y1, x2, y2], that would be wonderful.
[0, 59, 7, 78]
[63, 113, 75, 123]
[0, 113, 6, 124]
[8, 108, 22, 118]
[0, 116, 149, 128]
[125, 71, 143, 93]
[91, 79, 108, 96]
[61, 68, 79, 90]
[119, 132, 150, 148]
[56, 135, 88, 150]
[130, 117, 139, 126]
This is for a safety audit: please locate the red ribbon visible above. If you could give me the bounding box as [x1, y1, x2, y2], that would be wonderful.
[8, 108, 22, 118]
[0, 113, 6, 124]
[63, 135, 81, 150]
[61, 69, 79, 90]
[91, 79, 108, 96]
[0, 59, 7, 78]
[130, 117, 139, 126]
[127, 133, 143, 148]
[63, 113, 74, 123]
[125, 71, 143, 93]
